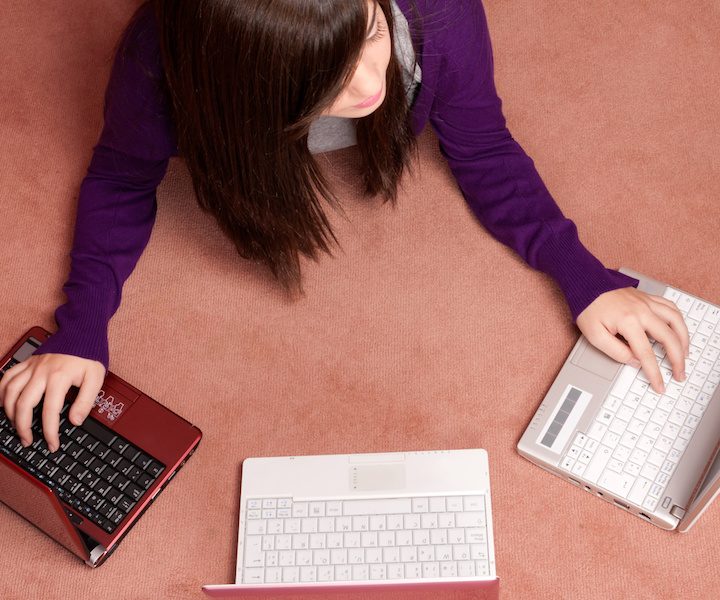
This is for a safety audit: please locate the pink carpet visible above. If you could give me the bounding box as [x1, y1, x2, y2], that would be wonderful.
[2, 1, 719, 598]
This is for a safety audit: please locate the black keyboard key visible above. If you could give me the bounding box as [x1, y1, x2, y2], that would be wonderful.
[67, 496, 83, 511]
[80, 417, 117, 447]
[107, 450, 123, 468]
[79, 453, 96, 469]
[136, 472, 154, 489]
[86, 492, 104, 510]
[100, 466, 119, 484]
[101, 520, 115, 533]
[74, 484, 92, 502]
[98, 502, 116, 518]
[51, 452, 67, 466]
[16, 446, 33, 460]
[80, 470, 98, 487]
[49, 468, 67, 486]
[79, 434, 99, 452]
[113, 473, 130, 491]
[85, 507, 104, 525]
[118, 496, 136, 513]
[67, 443, 84, 460]
[67, 463, 86, 479]
[109, 510, 124, 525]
[134, 452, 152, 470]
[62, 476, 80, 493]
[117, 458, 134, 476]
[126, 465, 143, 482]
[58, 456, 76, 471]
[125, 482, 144, 501]
[146, 461, 164, 477]
[28, 453, 44, 468]
[39, 461, 56, 477]
[91, 442, 111, 460]
[94, 480, 112, 497]
[121, 445, 141, 462]
[68, 428, 87, 445]
[90, 461, 107, 476]
[109, 438, 129, 454]
[106, 488, 124, 505]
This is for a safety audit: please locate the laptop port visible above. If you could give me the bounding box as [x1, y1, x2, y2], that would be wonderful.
[614, 500, 630, 510]
[584, 486, 592, 492]
[596, 491, 604, 497]
[568, 477, 581, 486]
[639, 513, 652, 521]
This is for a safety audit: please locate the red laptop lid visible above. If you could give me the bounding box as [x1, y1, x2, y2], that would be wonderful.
[0, 453, 89, 562]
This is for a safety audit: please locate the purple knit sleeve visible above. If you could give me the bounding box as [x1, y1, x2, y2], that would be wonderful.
[428, 0, 637, 320]
[34, 5, 176, 369]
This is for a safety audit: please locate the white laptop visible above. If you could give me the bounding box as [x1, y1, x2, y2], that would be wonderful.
[518, 268, 720, 531]
[202, 449, 499, 597]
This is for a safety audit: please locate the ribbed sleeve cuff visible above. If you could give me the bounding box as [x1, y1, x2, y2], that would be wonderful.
[535, 225, 639, 321]
[32, 286, 112, 370]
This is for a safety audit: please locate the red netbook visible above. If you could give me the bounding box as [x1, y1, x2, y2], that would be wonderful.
[0, 326, 202, 567]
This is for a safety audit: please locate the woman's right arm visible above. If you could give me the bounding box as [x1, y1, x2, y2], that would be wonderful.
[0, 4, 177, 451]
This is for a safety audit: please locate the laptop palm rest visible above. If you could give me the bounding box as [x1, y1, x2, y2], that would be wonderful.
[0, 453, 90, 562]
[570, 338, 621, 381]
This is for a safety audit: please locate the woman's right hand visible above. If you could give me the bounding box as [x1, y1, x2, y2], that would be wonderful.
[0, 353, 106, 453]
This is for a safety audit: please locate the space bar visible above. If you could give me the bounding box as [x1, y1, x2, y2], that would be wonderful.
[342, 498, 412, 515]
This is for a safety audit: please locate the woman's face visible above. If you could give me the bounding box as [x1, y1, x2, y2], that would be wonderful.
[323, 1, 392, 118]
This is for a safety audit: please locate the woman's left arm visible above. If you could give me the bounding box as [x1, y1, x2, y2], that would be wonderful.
[428, 0, 688, 391]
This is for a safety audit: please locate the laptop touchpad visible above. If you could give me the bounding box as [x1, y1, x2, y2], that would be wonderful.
[350, 463, 406, 492]
[571, 338, 621, 381]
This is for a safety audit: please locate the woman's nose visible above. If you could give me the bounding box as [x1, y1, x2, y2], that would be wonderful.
[348, 59, 382, 98]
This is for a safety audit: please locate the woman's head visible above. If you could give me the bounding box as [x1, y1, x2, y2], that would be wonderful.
[153, 0, 416, 290]
[323, 1, 392, 118]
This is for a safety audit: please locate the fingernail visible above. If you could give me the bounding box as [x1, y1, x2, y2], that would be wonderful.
[629, 359, 641, 369]
[21, 439, 30, 447]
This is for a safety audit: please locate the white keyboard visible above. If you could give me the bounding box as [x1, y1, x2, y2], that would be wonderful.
[559, 287, 720, 512]
[238, 494, 494, 584]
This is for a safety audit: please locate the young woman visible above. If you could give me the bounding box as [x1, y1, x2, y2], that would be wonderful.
[1, 0, 688, 452]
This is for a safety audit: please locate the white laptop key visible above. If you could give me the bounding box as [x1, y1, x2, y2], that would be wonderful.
[628, 477, 652, 506]
[598, 470, 635, 498]
[581, 444, 612, 484]
[610, 366, 640, 400]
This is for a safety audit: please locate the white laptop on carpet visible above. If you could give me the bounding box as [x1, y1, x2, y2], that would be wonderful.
[519, 268, 720, 531]
[202, 449, 499, 597]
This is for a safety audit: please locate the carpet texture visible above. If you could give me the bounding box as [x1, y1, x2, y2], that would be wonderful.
[2, 1, 719, 598]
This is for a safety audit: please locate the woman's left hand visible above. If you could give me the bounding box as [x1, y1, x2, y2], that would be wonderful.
[576, 287, 690, 394]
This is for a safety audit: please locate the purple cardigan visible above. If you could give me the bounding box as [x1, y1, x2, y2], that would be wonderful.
[36, 0, 637, 369]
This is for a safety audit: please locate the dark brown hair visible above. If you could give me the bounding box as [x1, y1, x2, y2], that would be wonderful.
[153, 0, 416, 290]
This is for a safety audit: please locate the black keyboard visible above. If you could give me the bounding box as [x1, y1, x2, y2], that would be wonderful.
[0, 359, 164, 534]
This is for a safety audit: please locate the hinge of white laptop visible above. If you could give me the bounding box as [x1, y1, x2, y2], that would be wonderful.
[86, 544, 107, 568]
[670, 505, 686, 520]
